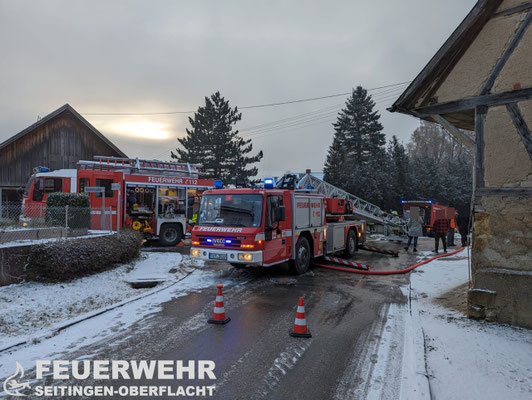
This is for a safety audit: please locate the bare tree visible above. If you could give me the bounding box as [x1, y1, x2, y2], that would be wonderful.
[407, 121, 471, 163]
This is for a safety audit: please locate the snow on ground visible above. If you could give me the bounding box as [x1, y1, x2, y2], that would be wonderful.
[0, 252, 203, 348]
[0, 231, 114, 248]
[410, 250, 532, 400]
[0, 252, 216, 381]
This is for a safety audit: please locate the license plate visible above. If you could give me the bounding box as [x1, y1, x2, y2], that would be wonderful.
[209, 252, 227, 261]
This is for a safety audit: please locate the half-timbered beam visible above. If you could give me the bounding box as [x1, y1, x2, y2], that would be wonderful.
[415, 88, 532, 116]
[480, 10, 532, 95]
[476, 187, 532, 197]
[431, 114, 475, 148]
[506, 102, 532, 160]
[475, 106, 487, 190]
[494, 3, 532, 18]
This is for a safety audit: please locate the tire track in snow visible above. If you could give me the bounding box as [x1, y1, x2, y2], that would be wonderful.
[251, 339, 313, 400]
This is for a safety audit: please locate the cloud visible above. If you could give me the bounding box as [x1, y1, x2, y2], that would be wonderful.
[0, 0, 477, 176]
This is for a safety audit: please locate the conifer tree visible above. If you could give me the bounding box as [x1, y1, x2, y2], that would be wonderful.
[324, 86, 388, 206]
[172, 92, 263, 183]
[385, 135, 410, 210]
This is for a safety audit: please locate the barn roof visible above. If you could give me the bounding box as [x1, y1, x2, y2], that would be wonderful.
[389, 0, 511, 130]
[0, 103, 127, 157]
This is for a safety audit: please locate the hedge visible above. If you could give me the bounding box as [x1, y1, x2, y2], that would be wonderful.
[25, 230, 144, 282]
[45, 193, 90, 229]
[46, 192, 90, 208]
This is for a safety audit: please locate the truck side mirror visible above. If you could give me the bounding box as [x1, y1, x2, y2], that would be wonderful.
[275, 206, 286, 222]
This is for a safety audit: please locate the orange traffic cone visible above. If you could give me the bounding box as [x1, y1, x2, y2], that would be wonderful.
[208, 283, 231, 324]
[289, 297, 311, 338]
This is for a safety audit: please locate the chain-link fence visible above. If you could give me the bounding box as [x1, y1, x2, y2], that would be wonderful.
[0, 201, 113, 244]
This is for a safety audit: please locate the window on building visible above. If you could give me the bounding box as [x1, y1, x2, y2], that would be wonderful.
[95, 179, 114, 198]
[79, 178, 89, 193]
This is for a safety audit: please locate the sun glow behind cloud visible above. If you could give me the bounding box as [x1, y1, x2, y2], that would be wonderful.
[111, 121, 170, 140]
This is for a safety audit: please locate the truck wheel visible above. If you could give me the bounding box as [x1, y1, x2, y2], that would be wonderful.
[159, 224, 182, 246]
[344, 229, 357, 258]
[289, 237, 311, 275]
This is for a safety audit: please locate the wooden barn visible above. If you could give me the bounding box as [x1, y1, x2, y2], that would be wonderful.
[391, 0, 532, 327]
[0, 104, 127, 204]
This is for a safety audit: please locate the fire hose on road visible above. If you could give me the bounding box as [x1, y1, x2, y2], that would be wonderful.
[314, 246, 468, 275]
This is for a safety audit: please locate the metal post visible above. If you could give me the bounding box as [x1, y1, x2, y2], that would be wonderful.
[65, 205, 69, 229]
[185, 186, 189, 221]
[0, 188, 3, 218]
[101, 191, 105, 231]
[117, 187, 121, 234]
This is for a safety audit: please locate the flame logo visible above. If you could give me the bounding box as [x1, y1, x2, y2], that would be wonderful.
[3, 362, 31, 396]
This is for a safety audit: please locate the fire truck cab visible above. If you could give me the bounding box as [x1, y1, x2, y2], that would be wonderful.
[190, 181, 366, 274]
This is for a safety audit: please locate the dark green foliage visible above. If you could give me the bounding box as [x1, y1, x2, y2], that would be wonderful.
[171, 91, 263, 184]
[324, 99, 473, 212]
[25, 230, 143, 282]
[324, 86, 389, 207]
[46, 192, 90, 208]
[45, 193, 91, 229]
[383, 136, 410, 211]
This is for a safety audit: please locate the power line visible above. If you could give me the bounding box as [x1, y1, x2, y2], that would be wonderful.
[150, 94, 400, 159]
[237, 81, 409, 110]
[82, 81, 410, 116]
[248, 99, 398, 141]
[238, 86, 405, 134]
[241, 91, 406, 137]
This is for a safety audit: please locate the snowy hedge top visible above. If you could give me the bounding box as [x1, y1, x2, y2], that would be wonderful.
[46, 192, 90, 208]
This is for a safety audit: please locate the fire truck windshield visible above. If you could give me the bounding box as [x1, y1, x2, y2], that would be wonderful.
[199, 194, 263, 227]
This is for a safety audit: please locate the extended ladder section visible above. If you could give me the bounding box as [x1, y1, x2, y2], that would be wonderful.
[288, 173, 407, 236]
[78, 156, 202, 176]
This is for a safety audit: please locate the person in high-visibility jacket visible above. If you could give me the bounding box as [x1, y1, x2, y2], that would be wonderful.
[447, 217, 456, 247]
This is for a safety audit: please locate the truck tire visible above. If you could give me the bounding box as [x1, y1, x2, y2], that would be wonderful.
[344, 229, 357, 258]
[289, 236, 311, 275]
[159, 224, 182, 246]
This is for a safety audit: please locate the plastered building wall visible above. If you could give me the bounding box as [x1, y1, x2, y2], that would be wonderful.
[484, 103, 532, 187]
[494, 21, 532, 92]
[434, 12, 526, 103]
[496, 0, 530, 13]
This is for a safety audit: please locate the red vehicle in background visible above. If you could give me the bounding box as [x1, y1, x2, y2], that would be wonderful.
[401, 200, 455, 236]
[22, 157, 216, 245]
[190, 178, 367, 274]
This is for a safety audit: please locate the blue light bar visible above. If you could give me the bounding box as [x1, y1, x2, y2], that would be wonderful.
[206, 238, 212, 243]
[40, 167, 50, 172]
[225, 239, 232, 244]
[264, 178, 274, 189]
[214, 180, 223, 189]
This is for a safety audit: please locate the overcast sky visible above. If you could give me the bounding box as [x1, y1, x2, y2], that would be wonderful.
[0, 0, 476, 177]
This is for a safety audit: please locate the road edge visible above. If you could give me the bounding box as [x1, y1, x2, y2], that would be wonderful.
[400, 281, 432, 400]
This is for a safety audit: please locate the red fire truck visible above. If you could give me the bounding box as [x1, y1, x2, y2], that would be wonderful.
[190, 178, 367, 274]
[401, 200, 455, 236]
[22, 157, 217, 245]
